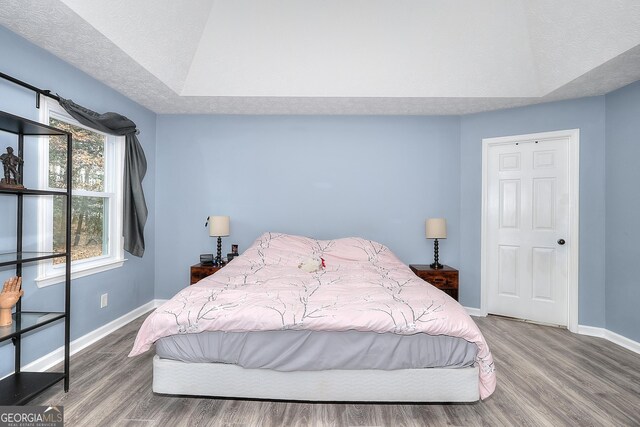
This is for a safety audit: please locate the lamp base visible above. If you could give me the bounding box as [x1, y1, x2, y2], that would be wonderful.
[215, 236, 223, 266]
[430, 238, 443, 270]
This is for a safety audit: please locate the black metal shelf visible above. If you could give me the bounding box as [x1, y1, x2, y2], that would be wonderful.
[0, 312, 66, 343]
[0, 110, 69, 136]
[0, 251, 67, 267]
[0, 107, 72, 404]
[0, 372, 65, 405]
[0, 187, 68, 196]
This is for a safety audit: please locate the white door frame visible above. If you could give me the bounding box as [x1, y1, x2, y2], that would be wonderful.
[480, 129, 580, 332]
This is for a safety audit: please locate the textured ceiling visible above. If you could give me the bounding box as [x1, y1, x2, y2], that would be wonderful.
[1, 0, 640, 115]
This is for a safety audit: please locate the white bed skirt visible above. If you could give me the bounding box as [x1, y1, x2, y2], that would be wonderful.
[152, 356, 480, 402]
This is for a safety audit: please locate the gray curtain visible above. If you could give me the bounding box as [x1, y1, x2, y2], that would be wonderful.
[59, 98, 148, 257]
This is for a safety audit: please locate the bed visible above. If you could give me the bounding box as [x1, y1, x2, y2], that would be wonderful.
[130, 233, 496, 402]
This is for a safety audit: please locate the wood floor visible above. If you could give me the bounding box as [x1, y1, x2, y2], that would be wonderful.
[30, 313, 640, 426]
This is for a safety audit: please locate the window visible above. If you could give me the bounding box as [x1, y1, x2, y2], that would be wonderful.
[36, 99, 125, 287]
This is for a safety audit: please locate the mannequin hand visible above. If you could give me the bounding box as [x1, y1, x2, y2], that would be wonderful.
[0, 276, 23, 309]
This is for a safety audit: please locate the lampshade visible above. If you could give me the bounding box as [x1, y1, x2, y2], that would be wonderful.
[209, 215, 230, 237]
[426, 218, 447, 239]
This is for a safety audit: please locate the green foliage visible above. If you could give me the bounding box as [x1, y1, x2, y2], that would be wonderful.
[49, 117, 104, 191]
[49, 118, 107, 263]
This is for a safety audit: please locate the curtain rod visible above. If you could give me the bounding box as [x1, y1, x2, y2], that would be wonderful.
[0, 71, 61, 108]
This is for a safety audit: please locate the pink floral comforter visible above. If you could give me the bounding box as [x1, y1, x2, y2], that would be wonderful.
[130, 232, 496, 399]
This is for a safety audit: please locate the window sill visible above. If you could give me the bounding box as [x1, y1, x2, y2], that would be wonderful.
[35, 257, 127, 288]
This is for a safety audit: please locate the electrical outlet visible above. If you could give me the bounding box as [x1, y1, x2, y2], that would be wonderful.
[100, 293, 108, 308]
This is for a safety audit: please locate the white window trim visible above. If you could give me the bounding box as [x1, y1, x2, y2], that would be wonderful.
[35, 97, 126, 287]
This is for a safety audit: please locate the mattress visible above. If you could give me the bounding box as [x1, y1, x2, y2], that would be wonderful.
[155, 329, 477, 370]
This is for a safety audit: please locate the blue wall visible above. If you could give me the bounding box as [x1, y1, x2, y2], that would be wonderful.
[155, 115, 461, 298]
[605, 80, 640, 342]
[0, 26, 156, 377]
[459, 97, 607, 326]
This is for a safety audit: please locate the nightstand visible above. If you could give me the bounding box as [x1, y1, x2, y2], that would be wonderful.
[409, 264, 459, 301]
[190, 263, 224, 285]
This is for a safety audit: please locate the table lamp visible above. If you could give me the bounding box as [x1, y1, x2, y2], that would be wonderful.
[426, 218, 447, 269]
[209, 215, 230, 266]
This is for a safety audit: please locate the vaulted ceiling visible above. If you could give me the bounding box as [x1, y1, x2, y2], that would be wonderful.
[2, 0, 640, 114]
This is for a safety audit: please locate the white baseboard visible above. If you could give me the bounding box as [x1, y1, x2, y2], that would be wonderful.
[464, 306, 485, 317]
[21, 299, 164, 373]
[604, 329, 640, 354]
[576, 325, 605, 338]
[577, 324, 640, 355]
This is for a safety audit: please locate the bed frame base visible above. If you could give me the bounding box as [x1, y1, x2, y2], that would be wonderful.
[153, 356, 479, 402]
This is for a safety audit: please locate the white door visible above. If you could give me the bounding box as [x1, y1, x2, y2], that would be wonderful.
[486, 135, 570, 326]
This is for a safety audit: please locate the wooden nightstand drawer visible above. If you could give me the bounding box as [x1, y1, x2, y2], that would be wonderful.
[190, 263, 223, 285]
[409, 264, 459, 301]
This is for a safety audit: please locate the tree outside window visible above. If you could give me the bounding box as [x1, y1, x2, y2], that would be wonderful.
[48, 117, 109, 263]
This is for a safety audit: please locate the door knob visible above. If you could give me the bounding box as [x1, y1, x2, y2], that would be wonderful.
[557, 239, 566, 245]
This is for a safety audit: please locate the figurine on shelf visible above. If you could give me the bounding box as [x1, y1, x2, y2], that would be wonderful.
[0, 276, 23, 326]
[0, 146, 24, 189]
